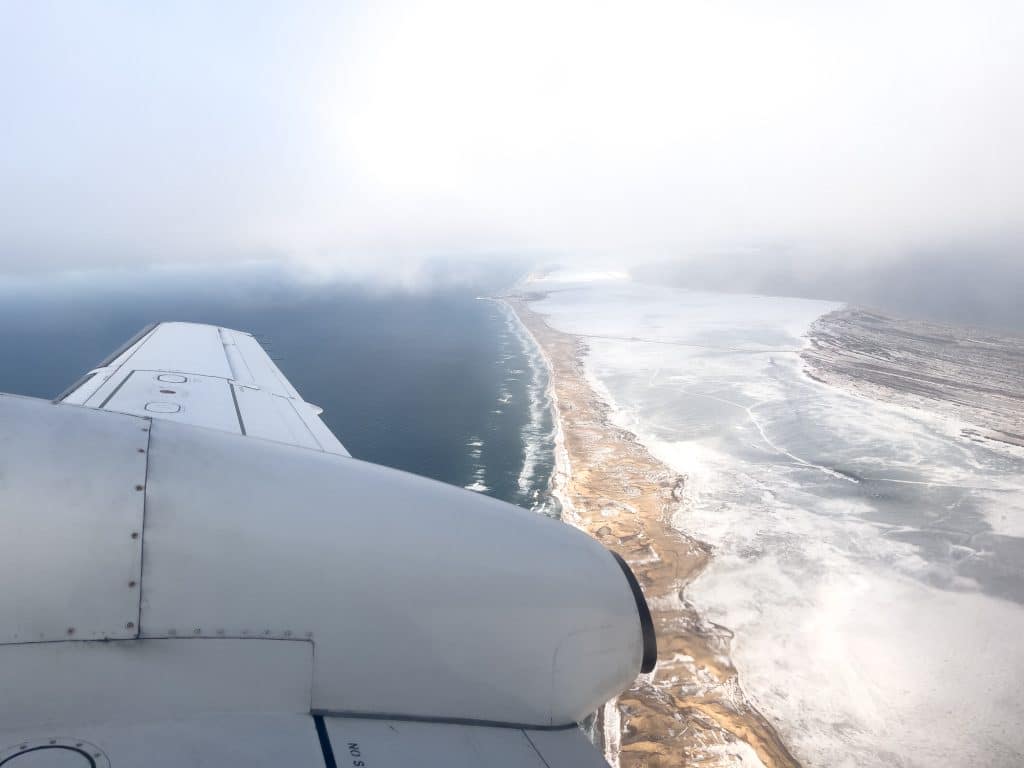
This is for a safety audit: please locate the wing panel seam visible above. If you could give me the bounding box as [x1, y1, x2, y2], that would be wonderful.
[136, 420, 153, 638]
[98, 370, 135, 409]
[229, 383, 247, 435]
[522, 730, 555, 768]
[219, 327, 256, 384]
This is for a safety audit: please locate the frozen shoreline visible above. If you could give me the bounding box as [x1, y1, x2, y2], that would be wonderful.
[500, 297, 623, 766]
[523, 275, 1024, 767]
[506, 288, 797, 768]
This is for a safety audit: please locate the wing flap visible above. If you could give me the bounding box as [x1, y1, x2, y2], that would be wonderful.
[227, 329, 303, 397]
[233, 384, 321, 449]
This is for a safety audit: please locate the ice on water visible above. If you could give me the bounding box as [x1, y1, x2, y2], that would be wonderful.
[534, 276, 1024, 767]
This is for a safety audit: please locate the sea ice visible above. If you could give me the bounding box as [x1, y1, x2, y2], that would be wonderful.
[532, 274, 1024, 767]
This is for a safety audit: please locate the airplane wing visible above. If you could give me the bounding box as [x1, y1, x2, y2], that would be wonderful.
[55, 321, 348, 456]
[2, 323, 656, 767]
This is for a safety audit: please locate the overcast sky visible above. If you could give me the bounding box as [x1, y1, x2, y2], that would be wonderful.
[1, 0, 1022, 285]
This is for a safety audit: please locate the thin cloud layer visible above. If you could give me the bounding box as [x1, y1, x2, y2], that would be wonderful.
[1, 0, 1021, 280]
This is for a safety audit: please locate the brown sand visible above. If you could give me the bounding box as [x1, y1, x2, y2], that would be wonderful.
[508, 295, 799, 768]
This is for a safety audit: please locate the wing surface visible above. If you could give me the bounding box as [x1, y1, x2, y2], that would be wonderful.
[56, 321, 348, 456]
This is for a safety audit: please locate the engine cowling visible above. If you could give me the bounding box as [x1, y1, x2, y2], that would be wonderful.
[141, 418, 655, 726]
[0, 395, 655, 729]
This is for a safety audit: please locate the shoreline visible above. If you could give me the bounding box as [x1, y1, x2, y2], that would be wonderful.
[501, 298, 622, 766]
[505, 293, 799, 768]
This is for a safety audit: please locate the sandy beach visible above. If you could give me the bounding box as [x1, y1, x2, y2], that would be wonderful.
[507, 293, 798, 768]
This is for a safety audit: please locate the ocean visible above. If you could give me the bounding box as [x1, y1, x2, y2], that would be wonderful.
[0, 266, 556, 514]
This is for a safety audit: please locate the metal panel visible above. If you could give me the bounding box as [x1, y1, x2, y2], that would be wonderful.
[0, 717, 607, 768]
[57, 324, 158, 406]
[120, 322, 234, 379]
[0, 714, 324, 768]
[229, 330, 302, 398]
[524, 729, 611, 767]
[232, 385, 319, 450]
[79, 367, 134, 410]
[321, 718, 548, 768]
[218, 327, 256, 386]
[0, 396, 147, 643]
[140, 419, 643, 727]
[101, 371, 242, 434]
[224, 332, 349, 453]
[288, 398, 350, 456]
[0, 639, 313, 731]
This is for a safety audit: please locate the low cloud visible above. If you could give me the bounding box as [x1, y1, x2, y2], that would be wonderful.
[1, 1, 1021, 295]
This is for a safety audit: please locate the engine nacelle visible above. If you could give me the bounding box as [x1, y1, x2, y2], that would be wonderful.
[0, 395, 654, 729]
[140, 418, 655, 726]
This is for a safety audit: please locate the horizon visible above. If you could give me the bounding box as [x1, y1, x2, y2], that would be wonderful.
[1, 0, 1021, 328]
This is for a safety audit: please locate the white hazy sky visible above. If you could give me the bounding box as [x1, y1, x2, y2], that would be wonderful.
[1, 0, 1022, 280]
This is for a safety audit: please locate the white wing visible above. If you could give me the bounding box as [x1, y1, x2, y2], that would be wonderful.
[1, 323, 655, 766]
[56, 321, 348, 456]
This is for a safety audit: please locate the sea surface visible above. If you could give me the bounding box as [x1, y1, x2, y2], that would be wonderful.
[0, 266, 556, 513]
[530, 272, 1024, 768]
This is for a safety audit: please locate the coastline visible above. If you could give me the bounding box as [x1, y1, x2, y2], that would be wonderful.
[502, 298, 621, 765]
[505, 293, 799, 768]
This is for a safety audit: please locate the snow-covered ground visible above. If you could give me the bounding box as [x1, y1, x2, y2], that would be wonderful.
[532, 275, 1024, 767]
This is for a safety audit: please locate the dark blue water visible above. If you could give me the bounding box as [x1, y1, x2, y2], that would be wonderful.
[0, 266, 555, 511]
